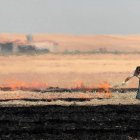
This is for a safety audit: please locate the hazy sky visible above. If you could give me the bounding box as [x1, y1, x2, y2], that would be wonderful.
[0, 0, 140, 34]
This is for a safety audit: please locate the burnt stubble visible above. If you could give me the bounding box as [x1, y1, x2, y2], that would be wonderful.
[0, 105, 139, 140]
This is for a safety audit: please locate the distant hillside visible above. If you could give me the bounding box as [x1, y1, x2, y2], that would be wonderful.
[1, 33, 140, 53]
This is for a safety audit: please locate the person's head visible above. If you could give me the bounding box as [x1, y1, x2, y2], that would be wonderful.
[136, 66, 140, 74]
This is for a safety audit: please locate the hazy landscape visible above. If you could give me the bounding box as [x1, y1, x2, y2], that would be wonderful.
[2, 34, 140, 53]
[1, 0, 140, 139]
[0, 34, 140, 139]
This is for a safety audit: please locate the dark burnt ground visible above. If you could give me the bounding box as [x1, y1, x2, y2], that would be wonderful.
[0, 105, 139, 140]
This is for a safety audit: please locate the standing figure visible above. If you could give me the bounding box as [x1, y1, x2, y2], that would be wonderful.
[122, 66, 140, 99]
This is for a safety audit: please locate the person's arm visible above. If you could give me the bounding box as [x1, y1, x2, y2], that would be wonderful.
[113, 70, 135, 88]
[122, 76, 133, 85]
[122, 70, 135, 86]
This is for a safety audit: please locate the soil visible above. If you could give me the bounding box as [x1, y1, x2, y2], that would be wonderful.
[0, 105, 139, 140]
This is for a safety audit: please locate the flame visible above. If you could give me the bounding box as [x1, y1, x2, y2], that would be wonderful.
[0, 79, 48, 90]
[0, 78, 112, 99]
[98, 81, 112, 97]
[73, 80, 112, 98]
[98, 81, 111, 93]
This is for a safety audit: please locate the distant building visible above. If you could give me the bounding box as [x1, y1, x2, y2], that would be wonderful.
[0, 38, 59, 54]
[0, 42, 36, 54]
[0, 42, 14, 53]
[33, 41, 59, 53]
[18, 45, 36, 53]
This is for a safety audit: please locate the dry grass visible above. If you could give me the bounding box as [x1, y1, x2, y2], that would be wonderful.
[0, 54, 140, 88]
[0, 90, 112, 100]
[1, 34, 140, 52]
[0, 91, 139, 107]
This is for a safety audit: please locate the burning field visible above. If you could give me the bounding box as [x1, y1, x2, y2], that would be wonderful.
[0, 82, 140, 139]
[0, 54, 140, 139]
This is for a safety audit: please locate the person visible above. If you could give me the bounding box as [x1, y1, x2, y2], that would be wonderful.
[122, 66, 140, 85]
[122, 66, 140, 99]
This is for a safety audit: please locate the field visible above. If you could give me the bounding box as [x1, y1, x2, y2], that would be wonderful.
[0, 90, 139, 140]
[0, 105, 139, 140]
[2, 34, 140, 52]
[0, 53, 140, 139]
[0, 54, 140, 88]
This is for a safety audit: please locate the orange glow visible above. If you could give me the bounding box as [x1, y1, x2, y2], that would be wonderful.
[0, 79, 112, 99]
[98, 81, 112, 97]
[73, 80, 112, 98]
[0, 79, 48, 90]
[98, 81, 111, 93]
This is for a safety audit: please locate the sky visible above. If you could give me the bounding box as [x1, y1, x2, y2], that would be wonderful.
[0, 0, 140, 34]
